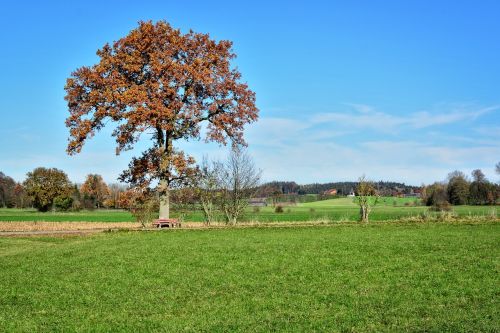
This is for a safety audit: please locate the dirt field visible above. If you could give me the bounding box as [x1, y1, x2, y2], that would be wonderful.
[0, 222, 142, 232]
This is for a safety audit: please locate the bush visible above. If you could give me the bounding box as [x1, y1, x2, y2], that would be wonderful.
[82, 197, 96, 210]
[437, 210, 456, 222]
[71, 200, 82, 211]
[275, 205, 284, 213]
[309, 208, 316, 213]
[53, 196, 73, 211]
[423, 183, 448, 207]
[132, 198, 159, 228]
[430, 201, 451, 212]
[252, 206, 260, 213]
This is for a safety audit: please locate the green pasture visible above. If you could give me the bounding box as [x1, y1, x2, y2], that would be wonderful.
[0, 198, 497, 223]
[0, 223, 498, 331]
[0, 208, 135, 222]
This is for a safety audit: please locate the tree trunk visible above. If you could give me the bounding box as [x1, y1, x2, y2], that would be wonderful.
[157, 128, 171, 220]
[159, 178, 170, 219]
[360, 205, 369, 223]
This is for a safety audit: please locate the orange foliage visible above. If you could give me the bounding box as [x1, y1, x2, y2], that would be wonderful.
[65, 21, 258, 192]
[80, 174, 110, 208]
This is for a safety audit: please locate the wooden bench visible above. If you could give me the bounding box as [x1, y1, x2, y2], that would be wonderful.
[152, 218, 181, 228]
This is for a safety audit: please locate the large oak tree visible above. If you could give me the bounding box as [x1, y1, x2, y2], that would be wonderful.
[65, 21, 258, 219]
[23, 167, 73, 212]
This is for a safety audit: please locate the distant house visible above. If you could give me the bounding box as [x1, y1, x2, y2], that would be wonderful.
[249, 198, 267, 207]
[324, 189, 337, 196]
[404, 188, 422, 198]
[347, 189, 355, 197]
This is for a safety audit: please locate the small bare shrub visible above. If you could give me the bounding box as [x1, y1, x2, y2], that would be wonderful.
[275, 205, 284, 213]
[309, 208, 316, 213]
[437, 210, 456, 222]
[429, 201, 451, 212]
[337, 214, 351, 223]
[132, 198, 159, 228]
[420, 211, 431, 221]
[252, 206, 260, 213]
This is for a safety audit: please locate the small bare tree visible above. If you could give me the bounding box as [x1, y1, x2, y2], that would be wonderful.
[217, 147, 260, 224]
[197, 157, 222, 225]
[170, 187, 197, 223]
[355, 175, 378, 223]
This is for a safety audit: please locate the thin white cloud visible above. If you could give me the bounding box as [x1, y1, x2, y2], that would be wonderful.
[311, 111, 404, 132]
[410, 105, 499, 128]
[312, 103, 499, 131]
[343, 103, 375, 114]
[473, 125, 500, 138]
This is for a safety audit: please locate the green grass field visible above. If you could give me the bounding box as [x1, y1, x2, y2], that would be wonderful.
[0, 208, 135, 222]
[0, 223, 498, 331]
[0, 197, 497, 223]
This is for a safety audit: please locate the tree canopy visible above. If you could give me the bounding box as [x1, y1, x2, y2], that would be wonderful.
[65, 21, 258, 219]
[23, 167, 73, 212]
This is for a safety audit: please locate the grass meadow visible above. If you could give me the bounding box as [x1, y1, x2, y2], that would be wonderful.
[0, 197, 497, 223]
[0, 223, 498, 331]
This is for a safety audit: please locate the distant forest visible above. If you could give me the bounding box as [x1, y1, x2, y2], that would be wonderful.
[256, 181, 420, 197]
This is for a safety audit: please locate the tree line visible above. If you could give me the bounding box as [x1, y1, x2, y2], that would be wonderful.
[0, 169, 127, 211]
[1, 161, 498, 227]
[422, 168, 499, 210]
[0, 148, 262, 225]
[256, 180, 421, 198]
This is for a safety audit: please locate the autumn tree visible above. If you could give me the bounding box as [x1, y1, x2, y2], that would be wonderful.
[0, 172, 16, 208]
[23, 167, 73, 212]
[65, 20, 258, 220]
[104, 183, 128, 208]
[446, 171, 469, 205]
[422, 182, 450, 211]
[13, 183, 30, 208]
[116, 189, 137, 210]
[80, 174, 110, 208]
[469, 169, 490, 205]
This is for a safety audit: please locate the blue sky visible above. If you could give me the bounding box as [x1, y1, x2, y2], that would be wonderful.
[0, 0, 499, 185]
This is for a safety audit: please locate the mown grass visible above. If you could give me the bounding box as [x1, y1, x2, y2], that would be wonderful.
[0, 222, 498, 331]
